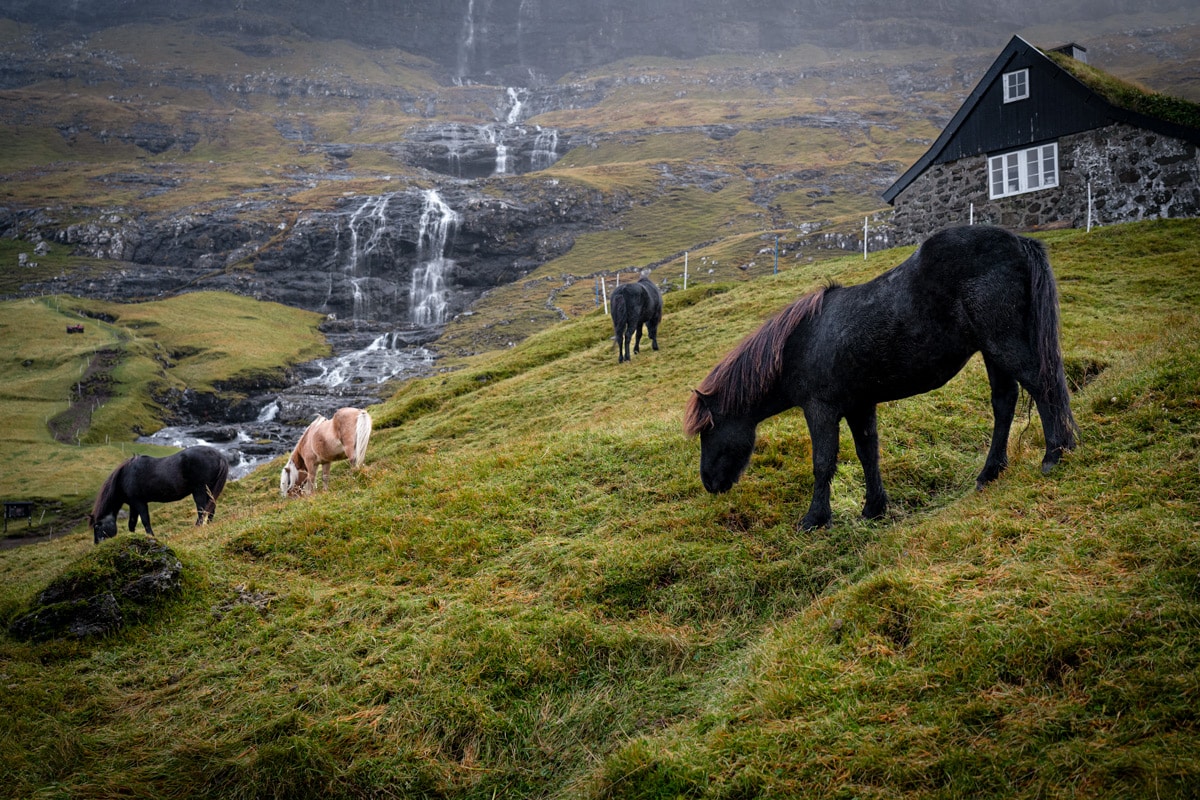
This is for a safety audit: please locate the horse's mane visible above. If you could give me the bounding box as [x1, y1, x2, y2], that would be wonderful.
[288, 414, 326, 469]
[684, 287, 828, 435]
[91, 456, 135, 518]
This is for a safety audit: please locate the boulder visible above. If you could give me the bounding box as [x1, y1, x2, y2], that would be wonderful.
[7, 536, 184, 642]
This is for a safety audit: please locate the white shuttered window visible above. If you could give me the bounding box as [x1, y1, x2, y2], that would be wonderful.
[989, 143, 1058, 198]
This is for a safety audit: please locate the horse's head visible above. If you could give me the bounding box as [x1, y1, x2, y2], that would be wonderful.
[280, 460, 299, 497]
[685, 390, 757, 494]
[280, 460, 310, 498]
[90, 513, 118, 545]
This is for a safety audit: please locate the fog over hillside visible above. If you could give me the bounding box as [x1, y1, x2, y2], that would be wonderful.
[3, 0, 1196, 82]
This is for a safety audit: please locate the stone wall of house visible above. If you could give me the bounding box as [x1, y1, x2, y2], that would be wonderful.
[891, 123, 1200, 244]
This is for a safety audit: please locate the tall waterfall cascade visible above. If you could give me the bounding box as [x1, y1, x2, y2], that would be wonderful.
[409, 189, 459, 327]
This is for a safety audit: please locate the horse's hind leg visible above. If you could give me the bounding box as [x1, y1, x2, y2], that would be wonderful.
[1031, 391, 1077, 474]
[193, 489, 216, 525]
[647, 317, 660, 351]
[978, 359, 1019, 489]
[632, 323, 643, 355]
[847, 406, 888, 520]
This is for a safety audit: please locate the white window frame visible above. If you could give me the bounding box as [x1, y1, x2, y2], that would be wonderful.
[1003, 69, 1029, 103]
[988, 143, 1059, 199]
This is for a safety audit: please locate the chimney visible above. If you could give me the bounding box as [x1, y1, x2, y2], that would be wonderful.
[1049, 42, 1088, 63]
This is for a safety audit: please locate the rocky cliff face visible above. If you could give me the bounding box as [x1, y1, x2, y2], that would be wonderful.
[4, 0, 1190, 83]
[8, 175, 627, 334]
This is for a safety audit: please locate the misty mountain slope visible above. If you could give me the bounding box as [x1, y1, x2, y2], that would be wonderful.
[3, 0, 1196, 82]
[1, 9, 1199, 359]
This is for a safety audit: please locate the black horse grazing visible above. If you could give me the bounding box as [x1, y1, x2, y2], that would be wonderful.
[611, 275, 663, 363]
[89, 445, 230, 544]
[684, 225, 1078, 530]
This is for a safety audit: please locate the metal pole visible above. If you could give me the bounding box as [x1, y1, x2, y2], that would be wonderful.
[774, 235, 779, 274]
[1087, 180, 1093, 232]
[683, 252, 689, 290]
[863, 216, 868, 260]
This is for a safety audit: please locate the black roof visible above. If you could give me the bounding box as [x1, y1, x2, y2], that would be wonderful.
[882, 35, 1200, 205]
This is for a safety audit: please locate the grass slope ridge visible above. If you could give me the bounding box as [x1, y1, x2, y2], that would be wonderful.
[1, 219, 1198, 799]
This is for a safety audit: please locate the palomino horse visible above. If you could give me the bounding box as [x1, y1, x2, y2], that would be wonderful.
[90, 445, 229, 544]
[684, 225, 1078, 530]
[280, 407, 373, 497]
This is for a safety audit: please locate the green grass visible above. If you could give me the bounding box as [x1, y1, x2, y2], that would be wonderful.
[0, 292, 326, 530]
[1, 219, 1198, 799]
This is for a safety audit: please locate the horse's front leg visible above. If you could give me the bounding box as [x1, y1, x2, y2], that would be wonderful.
[801, 403, 841, 530]
[322, 462, 331, 491]
[131, 501, 155, 538]
[978, 359, 1018, 489]
[847, 406, 888, 520]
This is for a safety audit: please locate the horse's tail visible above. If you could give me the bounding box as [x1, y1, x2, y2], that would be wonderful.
[611, 287, 629, 343]
[1023, 236, 1079, 448]
[352, 409, 372, 468]
[207, 454, 230, 516]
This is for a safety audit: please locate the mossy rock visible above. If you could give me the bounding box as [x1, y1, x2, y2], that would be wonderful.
[7, 536, 183, 642]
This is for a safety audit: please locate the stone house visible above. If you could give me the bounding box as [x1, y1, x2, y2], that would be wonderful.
[883, 35, 1200, 244]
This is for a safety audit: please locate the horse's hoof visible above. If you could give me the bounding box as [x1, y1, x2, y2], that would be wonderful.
[798, 513, 831, 531]
[861, 504, 887, 521]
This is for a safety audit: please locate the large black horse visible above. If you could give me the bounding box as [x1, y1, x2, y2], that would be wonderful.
[89, 446, 229, 544]
[611, 275, 663, 363]
[684, 225, 1078, 530]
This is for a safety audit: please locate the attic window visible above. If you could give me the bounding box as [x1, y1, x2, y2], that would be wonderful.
[989, 143, 1058, 198]
[1003, 69, 1029, 102]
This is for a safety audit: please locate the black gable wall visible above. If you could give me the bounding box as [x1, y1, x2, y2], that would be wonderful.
[932, 42, 1114, 165]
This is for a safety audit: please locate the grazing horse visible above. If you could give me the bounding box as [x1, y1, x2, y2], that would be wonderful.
[280, 407, 372, 497]
[90, 445, 229, 544]
[611, 275, 663, 363]
[684, 225, 1078, 530]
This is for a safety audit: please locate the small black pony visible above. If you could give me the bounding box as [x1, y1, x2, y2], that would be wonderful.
[89, 445, 229, 544]
[684, 225, 1078, 530]
[611, 275, 663, 363]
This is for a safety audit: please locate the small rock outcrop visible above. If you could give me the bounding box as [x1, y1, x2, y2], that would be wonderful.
[7, 536, 184, 642]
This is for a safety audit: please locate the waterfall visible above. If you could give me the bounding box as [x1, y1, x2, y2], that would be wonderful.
[343, 194, 398, 322]
[456, 0, 477, 83]
[531, 127, 559, 170]
[505, 87, 526, 125]
[409, 189, 459, 327]
[484, 125, 508, 174]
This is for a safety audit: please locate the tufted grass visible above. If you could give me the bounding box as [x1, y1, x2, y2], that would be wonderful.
[0, 218, 1197, 798]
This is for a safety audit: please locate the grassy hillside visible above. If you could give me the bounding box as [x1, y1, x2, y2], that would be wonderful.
[1, 218, 1197, 799]
[0, 292, 326, 531]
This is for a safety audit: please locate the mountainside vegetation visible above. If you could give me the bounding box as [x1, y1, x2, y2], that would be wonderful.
[3, 7, 1200, 797]
[1, 217, 1198, 798]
